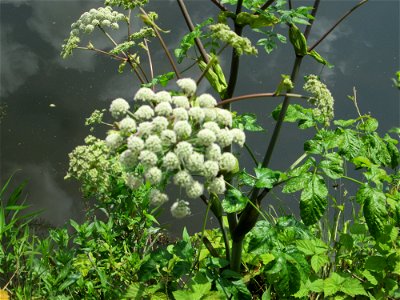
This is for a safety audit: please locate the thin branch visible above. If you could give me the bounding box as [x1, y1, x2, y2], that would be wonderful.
[257, 0, 275, 13]
[139, 8, 181, 79]
[308, 0, 368, 52]
[244, 143, 258, 166]
[210, 0, 228, 11]
[143, 39, 154, 87]
[216, 92, 307, 106]
[76, 46, 126, 60]
[177, 0, 210, 64]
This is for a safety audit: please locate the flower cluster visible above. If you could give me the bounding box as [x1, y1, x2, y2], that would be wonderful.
[104, 78, 246, 217]
[303, 75, 335, 126]
[209, 24, 258, 56]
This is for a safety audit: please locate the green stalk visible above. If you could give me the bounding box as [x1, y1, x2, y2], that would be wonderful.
[230, 238, 244, 272]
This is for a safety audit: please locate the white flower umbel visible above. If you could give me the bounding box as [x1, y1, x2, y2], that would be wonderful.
[177, 78, 197, 96]
[119, 117, 136, 134]
[197, 93, 217, 108]
[207, 176, 226, 194]
[173, 170, 193, 187]
[133, 105, 154, 120]
[105, 132, 123, 150]
[161, 129, 177, 145]
[137, 121, 153, 137]
[216, 108, 233, 127]
[185, 152, 204, 173]
[162, 152, 180, 171]
[145, 167, 162, 185]
[139, 150, 158, 167]
[152, 116, 169, 132]
[110, 98, 130, 119]
[154, 91, 172, 103]
[119, 149, 137, 168]
[127, 136, 144, 153]
[125, 173, 143, 190]
[197, 129, 216, 146]
[188, 107, 205, 124]
[174, 120, 192, 139]
[203, 108, 217, 122]
[205, 143, 222, 161]
[173, 107, 189, 121]
[171, 200, 191, 218]
[203, 160, 219, 179]
[145, 135, 162, 153]
[149, 189, 169, 206]
[134, 87, 155, 103]
[186, 181, 204, 198]
[174, 141, 193, 161]
[216, 128, 233, 148]
[231, 128, 246, 147]
[172, 96, 190, 109]
[219, 152, 237, 173]
[155, 102, 173, 116]
[203, 121, 220, 134]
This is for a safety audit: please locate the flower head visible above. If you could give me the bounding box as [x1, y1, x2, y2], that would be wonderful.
[197, 94, 217, 108]
[155, 102, 173, 116]
[119, 149, 137, 168]
[197, 129, 216, 146]
[134, 87, 155, 103]
[231, 128, 245, 147]
[219, 152, 237, 173]
[174, 120, 192, 139]
[207, 176, 226, 194]
[170, 200, 191, 218]
[139, 150, 158, 167]
[145, 167, 162, 185]
[133, 105, 154, 120]
[173, 170, 192, 187]
[149, 189, 168, 206]
[186, 181, 204, 198]
[105, 132, 123, 150]
[172, 96, 190, 109]
[110, 98, 130, 119]
[125, 173, 143, 190]
[177, 78, 197, 96]
[127, 136, 144, 153]
[119, 117, 136, 134]
[154, 91, 172, 103]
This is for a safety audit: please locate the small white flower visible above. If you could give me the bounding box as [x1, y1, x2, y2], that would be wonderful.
[231, 128, 246, 147]
[152, 116, 169, 132]
[91, 19, 100, 26]
[133, 105, 154, 120]
[119, 149, 137, 168]
[203, 160, 219, 179]
[155, 102, 173, 116]
[177, 78, 197, 96]
[154, 91, 172, 103]
[188, 107, 205, 123]
[203, 108, 217, 121]
[170, 200, 191, 218]
[185, 152, 204, 173]
[161, 129, 177, 145]
[205, 143, 222, 161]
[139, 150, 158, 167]
[105, 132, 123, 150]
[125, 173, 143, 190]
[137, 121, 153, 137]
[145, 167, 162, 185]
[186, 181, 204, 198]
[216, 108, 232, 127]
[173, 107, 189, 121]
[134, 87, 155, 103]
[216, 128, 234, 148]
[197, 93, 217, 108]
[174, 120, 192, 139]
[219, 152, 237, 173]
[173, 170, 193, 187]
[101, 19, 111, 27]
[110, 22, 119, 30]
[162, 152, 180, 171]
[203, 121, 220, 134]
[119, 117, 136, 134]
[145, 135, 162, 153]
[172, 96, 190, 109]
[197, 129, 216, 146]
[127, 136, 144, 153]
[85, 24, 95, 33]
[174, 141, 193, 161]
[149, 189, 168, 206]
[207, 176, 226, 194]
[110, 98, 130, 119]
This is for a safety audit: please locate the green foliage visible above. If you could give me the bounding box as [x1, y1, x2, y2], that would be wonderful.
[141, 72, 175, 88]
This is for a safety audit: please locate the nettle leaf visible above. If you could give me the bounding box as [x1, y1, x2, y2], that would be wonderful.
[357, 116, 379, 132]
[340, 276, 368, 297]
[334, 119, 357, 127]
[384, 135, 400, 168]
[319, 152, 344, 179]
[300, 174, 328, 225]
[311, 254, 329, 273]
[222, 188, 248, 213]
[272, 104, 314, 128]
[337, 128, 362, 160]
[238, 170, 257, 187]
[282, 172, 312, 193]
[361, 133, 392, 166]
[254, 167, 282, 188]
[233, 113, 264, 131]
[247, 220, 277, 254]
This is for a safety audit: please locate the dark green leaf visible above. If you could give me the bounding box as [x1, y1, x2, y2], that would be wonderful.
[222, 188, 248, 213]
[319, 152, 344, 179]
[362, 186, 387, 238]
[233, 113, 264, 131]
[300, 175, 328, 225]
[365, 256, 387, 272]
[254, 167, 281, 188]
[238, 170, 257, 187]
[282, 172, 312, 193]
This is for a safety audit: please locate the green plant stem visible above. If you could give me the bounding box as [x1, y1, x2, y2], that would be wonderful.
[230, 238, 243, 271]
[177, 0, 210, 64]
[210, 0, 228, 11]
[341, 175, 363, 185]
[308, 0, 368, 52]
[216, 92, 308, 107]
[76, 46, 125, 61]
[143, 39, 154, 87]
[139, 8, 181, 79]
[244, 143, 258, 166]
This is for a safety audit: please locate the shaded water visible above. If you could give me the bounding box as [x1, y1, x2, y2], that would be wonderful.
[0, 0, 399, 235]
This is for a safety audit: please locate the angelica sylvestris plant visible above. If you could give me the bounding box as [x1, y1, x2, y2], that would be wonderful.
[105, 78, 245, 218]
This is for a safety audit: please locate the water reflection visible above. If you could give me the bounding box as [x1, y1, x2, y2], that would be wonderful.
[0, 0, 398, 234]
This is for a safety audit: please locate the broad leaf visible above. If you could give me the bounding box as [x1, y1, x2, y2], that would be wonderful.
[362, 186, 387, 238]
[222, 188, 248, 213]
[300, 175, 328, 225]
[254, 167, 281, 188]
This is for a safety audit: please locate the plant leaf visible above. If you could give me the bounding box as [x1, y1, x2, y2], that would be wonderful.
[300, 174, 328, 225]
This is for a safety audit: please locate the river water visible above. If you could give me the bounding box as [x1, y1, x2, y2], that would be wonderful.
[0, 0, 398, 235]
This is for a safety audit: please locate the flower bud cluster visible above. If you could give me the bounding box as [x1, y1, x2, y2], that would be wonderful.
[303, 75, 335, 126]
[103, 78, 246, 217]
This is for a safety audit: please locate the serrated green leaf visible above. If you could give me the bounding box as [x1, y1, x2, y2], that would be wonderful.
[320, 153, 344, 179]
[254, 167, 281, 188]
[334, 119, 357, 127]
[323, 272, 344, 296]
[288, 157, 315, 177]
[362, 187, 387, 238]
[339, 233, 354, 250]
[233, 113, 264, 131]
[365, 256, 387, 272]
[283, 173, 311, 193]
[222, 188, 248, 213]
[311, 254, 329, 273]
[239, 170, 257, 187]
[357, 117, 379, 132]
[340, 277, 368, 296]
[300, 175, 328, 225]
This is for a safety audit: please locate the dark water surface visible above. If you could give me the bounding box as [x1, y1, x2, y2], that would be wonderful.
[0, 0, 399, 235]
